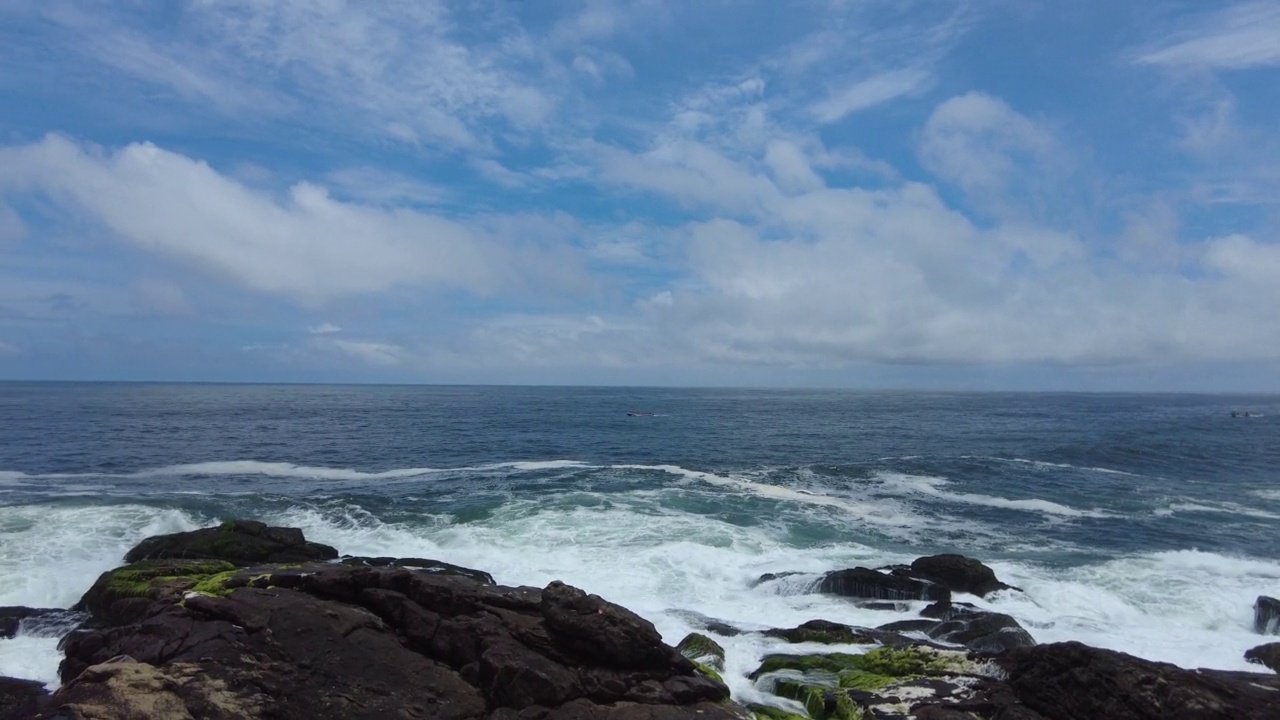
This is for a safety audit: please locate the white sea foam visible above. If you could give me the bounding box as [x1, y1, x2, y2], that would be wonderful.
[0, 459, 602, 484]
[1160, 502, 1280, 521]
[983, 550, 1280, 672]
[967, 456, 1141, 477]
[874, 472, 1109, 518]
[0, 504, 206, 686]
[612, 464, 935, 531]
[138, 460, 452, 481]
[496, 460, 593, 471]
[0, 637, 63, 689]
[1254, 489, 1280, 502]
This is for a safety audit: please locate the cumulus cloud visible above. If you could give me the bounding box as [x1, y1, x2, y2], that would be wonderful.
[0, 135, 585, 304]
[557, 89, 1280, 368]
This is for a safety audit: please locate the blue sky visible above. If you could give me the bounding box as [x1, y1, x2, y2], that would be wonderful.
[1, 0, 1279, 389]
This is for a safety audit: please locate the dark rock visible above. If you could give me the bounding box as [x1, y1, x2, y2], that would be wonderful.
[0, 676, 47, 720]
[997, 641, 1280, 720]
[753, 572, 807, 587]
[342, 555, 496, 585]
[541, 581, 678, 671]
[123, 519, 338, 565]
[1255, 595, 1280, 635]
[762, 619, 880, 645]
[903, 554, 1018, 597]
[875, 619, 939, 633]
[927, 609, 1035, 653]
[53, 555, 735, 719]
[1245, 642, 1280, 672]
[816, 567, 949, 602]
[915, 599, 1035, 653]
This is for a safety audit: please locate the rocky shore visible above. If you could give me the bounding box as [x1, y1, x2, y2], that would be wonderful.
[1, 520, 1277, 719]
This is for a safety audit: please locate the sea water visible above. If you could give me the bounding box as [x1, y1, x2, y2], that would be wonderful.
[0, 383, 1277, 695]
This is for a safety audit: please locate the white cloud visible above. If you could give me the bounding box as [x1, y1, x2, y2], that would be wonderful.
[0, 135, 585, 303]
[1137, 1, 1280, 70]
[554, 88, 1280, 369]
[810, 69, 931, 123]
[33, 1, 557, 149]
[1204, 233, 1280, 283]
[0, 341, 20, 356]
[763, 141, 824, 193]
[918, 93, 1073, 221]
[309, 323, 342, 335]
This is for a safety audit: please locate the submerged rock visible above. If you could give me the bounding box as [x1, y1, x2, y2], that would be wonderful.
[919, 600, 1036, 653]
[817, 567, 949, 602]
[123, 519, 338, 566]
[899, 554, 1018, 597]
[0, 607, 83, 641]
[1255, 595, 1280, 635]
[1245, 642, 1280, 673]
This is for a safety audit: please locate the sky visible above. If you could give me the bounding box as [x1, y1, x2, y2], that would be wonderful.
[0, 0, 1279, 390]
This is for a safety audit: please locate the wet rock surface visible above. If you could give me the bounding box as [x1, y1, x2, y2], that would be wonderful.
[1245, 642, 1280, 672]
[996, 641, 1280, 720]
[1255, 595, 1280, 635]
[896, 555, 1018, 598]
[123, 519, 338, 566]
[43, 521, 743, 720]
[0, 678, 47, 720]
[817, 568, 950, 602]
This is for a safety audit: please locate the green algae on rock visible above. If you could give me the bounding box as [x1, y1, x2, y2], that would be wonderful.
[75, 558, 239, 624]
[676, 631, 729, 685]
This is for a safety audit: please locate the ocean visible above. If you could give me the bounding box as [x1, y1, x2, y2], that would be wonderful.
[1, 383, 1278, 698]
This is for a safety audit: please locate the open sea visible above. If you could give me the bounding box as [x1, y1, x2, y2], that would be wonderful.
[1, 383, 1278, 697]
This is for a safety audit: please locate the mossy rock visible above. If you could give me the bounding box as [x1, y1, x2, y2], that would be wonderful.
[753, 646, 995, 720]
[75, 559, 238, 624]
[750, 646, 969, 681]
[677, 632, 727, 672]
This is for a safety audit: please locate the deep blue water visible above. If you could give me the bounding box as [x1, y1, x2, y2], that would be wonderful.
[2, 383, 1277, 558]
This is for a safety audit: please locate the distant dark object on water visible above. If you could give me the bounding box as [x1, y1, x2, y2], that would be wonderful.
[627, 410, 656, 417]
[1231, 410, 1258, 418]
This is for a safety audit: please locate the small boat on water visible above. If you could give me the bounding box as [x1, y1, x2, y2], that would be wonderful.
[626, 410, 655, 417]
